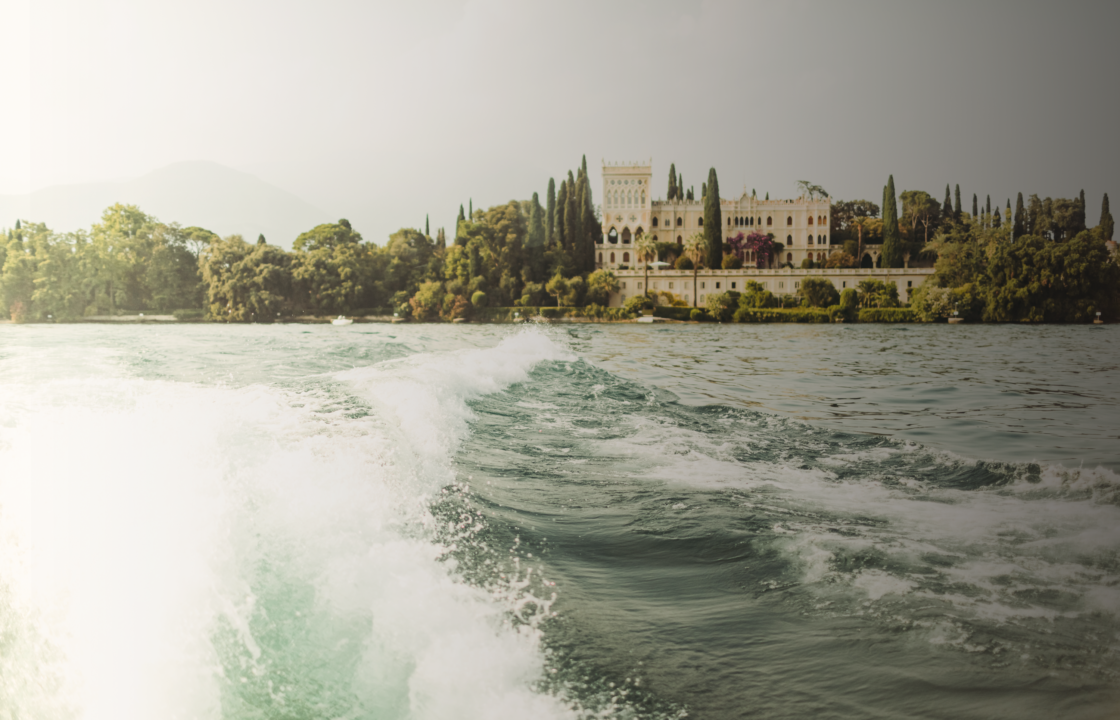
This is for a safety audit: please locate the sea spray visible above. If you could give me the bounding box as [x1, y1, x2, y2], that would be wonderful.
[0, 328, 586, 720]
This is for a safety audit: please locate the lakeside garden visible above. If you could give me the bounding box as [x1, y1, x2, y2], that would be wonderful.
[1, 157, 1116, 324]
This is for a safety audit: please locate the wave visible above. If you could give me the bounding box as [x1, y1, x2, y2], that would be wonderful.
[0, 329, 594, 720]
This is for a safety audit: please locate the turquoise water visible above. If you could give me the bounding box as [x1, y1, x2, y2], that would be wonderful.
[0, 324, 1117, 719]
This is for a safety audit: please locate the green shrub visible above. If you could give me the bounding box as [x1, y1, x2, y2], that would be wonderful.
[733, 307, 831, 323]
[858, 307, 917, 323]
[690, 308, 707, 321]
[471, 290, 487, 307]
[675, 256, 694, 270]
[722, 255, 743, 269]
[653, 306, 694, 320]
[623, 295, 651, 315]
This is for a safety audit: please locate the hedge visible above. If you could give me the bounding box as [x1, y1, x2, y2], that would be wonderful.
[653, 306, 695, 321]
[858, 307, 917, 323]
[733, 307, 831, 323]
[471, 306, 635, 322]
[172, 309, 205, 321]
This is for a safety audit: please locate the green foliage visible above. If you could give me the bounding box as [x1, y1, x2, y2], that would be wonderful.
[623, 295, 650, 314]
[675, 256, 693, 270]
[200, 234, 293, 322]
[1100, 193, 1114, 241]
[909, 282, 984, 322]
[471, 290, 487, 307]
[652, 306, 694, 320]
[704, 290, 740, 322]
[797, 277, 840, 308]
[703, 168, 722, 269]
[854, 279, 900, 308]
[733, 307, 831, 323]
[409, 281, 444, 321]
[585, 269, 619, 306]
[722, 254, 742, 269]
[858, 307, 917, 323]
[690, 308, 706, 321]
[839, 288, 858, 310]
[982, 231, 1119, 322]
[292, 220, 369, 314]
[881, 176, 904, 268]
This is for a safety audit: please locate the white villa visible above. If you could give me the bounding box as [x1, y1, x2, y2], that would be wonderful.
[598, 160, 834, 270]
[596, 160, 934, 306]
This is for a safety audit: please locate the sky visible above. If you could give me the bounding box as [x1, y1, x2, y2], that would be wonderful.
[2, 0, 1119, 246]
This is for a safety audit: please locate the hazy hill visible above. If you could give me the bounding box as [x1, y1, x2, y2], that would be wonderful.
[0, 162, 332, 247]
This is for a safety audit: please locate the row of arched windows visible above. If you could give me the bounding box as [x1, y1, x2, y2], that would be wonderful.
[606, 190, 645, 208]
[598, 251, 632, 263]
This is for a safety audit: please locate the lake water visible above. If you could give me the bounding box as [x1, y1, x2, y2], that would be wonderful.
[1, 323, 1117, 719]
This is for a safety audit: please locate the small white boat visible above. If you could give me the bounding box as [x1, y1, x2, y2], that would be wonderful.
[331, 315, 353, 326]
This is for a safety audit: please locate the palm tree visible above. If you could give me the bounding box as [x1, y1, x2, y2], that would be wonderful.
[633, 231, 657, 301]
[683, 232, 706, 307]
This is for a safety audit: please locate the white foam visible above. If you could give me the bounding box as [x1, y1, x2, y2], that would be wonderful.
[0, 328, 581, 720]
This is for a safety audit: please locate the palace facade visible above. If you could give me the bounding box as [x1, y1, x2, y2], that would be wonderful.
[597, 160, 835, 270]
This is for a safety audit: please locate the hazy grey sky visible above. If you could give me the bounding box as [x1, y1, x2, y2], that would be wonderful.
[3, 0, 1118, 245]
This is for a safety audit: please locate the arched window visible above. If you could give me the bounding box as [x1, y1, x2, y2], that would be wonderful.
[652, 217, 659, 227]
[808, 235, 814, 245]
[641, 192, 646, 204]
[821, 234, 826, 243]
[623, 252, 630, 262]
[787, 216, 793, 226]
[652, 235, 658, 241]
[610, 252, 615, 262]
[677, 235, 683, 244]
[767, 216, 772, 226]
[698, 218, 703, 227]
[808, 216, 814, 225]
[727, 217, 731, 226]
[621, 228, 632, 244]
[608, 228, 618, 244]
[597, 252, 602, 263]
[786, 253, 793, 263]
[787, 234, 792, 244]
[676, 217, 683, 227]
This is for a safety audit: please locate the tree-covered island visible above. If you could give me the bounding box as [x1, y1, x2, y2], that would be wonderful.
[1, 158, 1116, 323]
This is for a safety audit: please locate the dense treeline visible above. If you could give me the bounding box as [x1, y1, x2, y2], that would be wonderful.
[2, 164, 1115, 323]
[0, 155, 619, 323]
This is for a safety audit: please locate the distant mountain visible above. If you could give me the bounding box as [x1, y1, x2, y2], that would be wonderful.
[0, 161, 332, 247]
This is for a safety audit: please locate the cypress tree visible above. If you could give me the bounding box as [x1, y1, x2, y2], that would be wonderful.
[702, 182, 707, 199]
[765, 192, 769, 200]
[578, 178, 593, 272]
[1077, 189, 1087, 232]
[942, 185, 953, 220]
[469, 199, 473, 220]
[954, 185, 962, 219]
[425, 215, 430, 237]
[1101, 193, 1114, 241]
[668, 163, 677, 200]
[565, 173, 579, 264]
[257, 233, 266, 245]
[679, 173, 684, 200]
[881, 175, 903, 268]
[972, 194, 978, 219]
[455, 204, 467, 245]
[546, 178, 556, 247]
[555, 180, 568, 254]
[992, 202, 1001, 228]
[703, 167, 722, 269]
